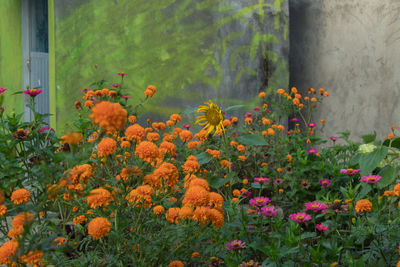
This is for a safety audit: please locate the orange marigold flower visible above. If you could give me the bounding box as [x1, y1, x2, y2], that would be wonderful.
[89, 101, 127, 133]
[73, 215, 87, 225]
[61, 132, 83, 145]
[277, 125, 285, 131]
[179, 130, 193, 142]
[147, 132, 160, 142]
[144, 85, 156, 98]
[97, 137, 117, 157]
[262, 117, 271, 125]
[387, 133, 395, 139]
[0, 205, 6, 216]
[311, 97, 317, 102]
[258, 92, 266, 98]
[192, 252, 200, 258]
[12, 212, 33, 229]
[193, 206, 209, 226]
[267, 128, 275, 136]
[293, 98, 300, 106]
[384, 190, 395, 197]
[0, 240, 18, 265]
[182, 156, 200, 174]
[166, 120, 175, 127]
[206, 149, 220, 159]
[126, 185, 153, 207]
[169, 260, 184, 267]
[245, 118, 252, 124]
[11, 188, 31, 205]
[286, 154, 293, 162]
[291, 87, 298, 93]
[223, 119, 231, 128]
[170, 114, 182, 123]
[209, 192, 224, 208]
[135, 141, 161, 163]
[160, 141, 176, 155]
[84, 100, 94, 108]
[68, 164, 93, 185]
[394, 184, 400, 195]
[355, 199, 372, 213]
[194, 129, 208, 142]
[238, 155, 246, 161]
[166, 207, 181, 223]
[88, 217, 111, 239]
[324, 91, 329, 97]
[153, 162, 180, 188]
[153, 205, 165, 215]
[233, 189, 241, 197]
[87, 188, 112, 208]
[230, 141, 238, 147]
[207, 208, 224, 228]
[187, 141, 201, 150]
[220, 160, 231, 169]
[189, 178, 210, 191]
[54, 237, 67, 246]
[277, 89, 285, 94]
[237, 145, 246, 152]
[128, 115, 137, 123]
[179, 206, 194, 220]
[182, 186, 209, 207]
[120, 140, 131, 148]
[125, 124, 146, 142]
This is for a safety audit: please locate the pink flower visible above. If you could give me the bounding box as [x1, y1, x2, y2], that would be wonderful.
[121, 95, 131, 99]
[289, 212, 312, 223]
[304, 201, 327, 213]
[316, 224, 328, 231]
[289, 118, 300, 122]
[226, 240, 246, 251]
[360, 175, 381, 184]
[118, 72, 127, 76]
[249, 196, 271, 207]
[330, 136, 338, 141]
[318, 179, 331, 188]
[39, 126, 55, 134]
[254, 177, 269, 183]
[308, 122, 316, 127]
[260, 206, 278, 217]
[253, 107, 260, 111]
[112, 83, 119, 88]
[244, 112, 253, 119]
[183, 124, 192, 129]
[340, 168, 361, 175]
[307, 148, 318, 154]
[0, 88, 7, 93]
[23, 88, 43, 97]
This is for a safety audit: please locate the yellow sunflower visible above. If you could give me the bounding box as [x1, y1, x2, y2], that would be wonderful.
[195, 100, 225, 136]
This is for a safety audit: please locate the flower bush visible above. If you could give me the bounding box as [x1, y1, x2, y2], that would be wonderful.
[0, 75, 400, 266]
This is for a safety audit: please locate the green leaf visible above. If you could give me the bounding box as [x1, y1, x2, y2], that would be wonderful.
[377, 165, 397, 189]
[383, 137, 400, 149]
[361, 131, 376, 143]
[208, 176, 227, 189]
[195, 152, 213, 165]
[357, 183, 371, 199]
[300, 232, 316, 240]
[359, 146, 388, 176]
[224, 104, 245, 111]
[238, 134, 268, 146]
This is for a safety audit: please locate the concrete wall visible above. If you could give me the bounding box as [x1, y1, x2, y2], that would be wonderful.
[0, 0, 22, 114]
[290, 0, 400, 140]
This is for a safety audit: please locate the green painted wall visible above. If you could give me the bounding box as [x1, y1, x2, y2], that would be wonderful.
[54, 0, 289, 132]
[0, 0, 22, 114]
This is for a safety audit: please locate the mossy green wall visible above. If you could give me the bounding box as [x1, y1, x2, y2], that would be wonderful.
[54, 0, 288, 132]
[0, 1, 22, 114]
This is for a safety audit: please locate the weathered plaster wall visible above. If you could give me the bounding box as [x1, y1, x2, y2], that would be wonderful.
[290, 0, 400, 140]
[0, 1, 22, 114]
[54, 0, 289, 132]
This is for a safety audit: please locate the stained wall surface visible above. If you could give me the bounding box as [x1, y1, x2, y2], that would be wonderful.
[53, 0, 289, 132]
[0, 1, 22, 114]
[290, 0, 400, 140]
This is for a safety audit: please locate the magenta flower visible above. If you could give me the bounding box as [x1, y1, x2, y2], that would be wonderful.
[249, 196, 271, 207]
[80, 88, 91, 93]
[121, 95, 131, 100]
[244, 112, 253, 119]
[39, 126, 55, 134]
[318, 179, 331, 188]
[340, 168, 361, 175]
[289, 118, 300, 122]
[183, 124, 192, 129]
[330, 136, 338, 141]
[304, 201, 327, 213]
[308, 122, 317, 127]
[316, 224, 329, 231]
[360, 175, 381, 184]
[254, 177, 269, 183]
[307, 148, 318, 154]
[0, 88, 7, 93]
[226, 240, 246, 251]
[118, 72, 127, 76]
[241, 191, 252, 198]
[23, 88, 43, 97]
[260, 206, 278, 217]
[253, 107, 260, 111]
[289, 212, 312, 223]
[112, 83, 119, 88]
